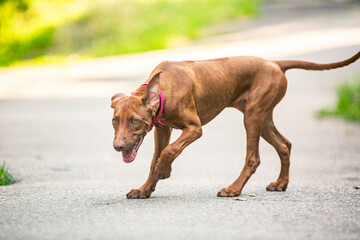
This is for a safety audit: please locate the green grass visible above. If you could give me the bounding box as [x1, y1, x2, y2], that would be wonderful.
[0, 162, 14, 186]
[318, 74, 360, 122]
[0, 0, 259, 67]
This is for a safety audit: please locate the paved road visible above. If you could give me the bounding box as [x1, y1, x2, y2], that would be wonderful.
[1, 1, 360, 240]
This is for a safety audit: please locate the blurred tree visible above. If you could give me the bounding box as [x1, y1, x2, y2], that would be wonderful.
[0, 0, 259, 67]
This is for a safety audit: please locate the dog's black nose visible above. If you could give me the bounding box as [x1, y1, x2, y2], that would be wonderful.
[114, 145, 124, 151]
[114, 141, 125, 152]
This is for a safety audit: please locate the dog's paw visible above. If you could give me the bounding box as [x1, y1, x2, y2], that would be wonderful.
[126, 188, 152, 199]
[266, 180, 288, 192]
[155, 162, 171, 180]
[217, 187, 241, 197]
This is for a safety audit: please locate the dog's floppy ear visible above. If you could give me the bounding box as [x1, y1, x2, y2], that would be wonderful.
[111, 93, 126, 108]
[143, 71, 162, 108]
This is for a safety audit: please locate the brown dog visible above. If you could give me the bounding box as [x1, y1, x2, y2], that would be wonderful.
[111, 52, 360, 199]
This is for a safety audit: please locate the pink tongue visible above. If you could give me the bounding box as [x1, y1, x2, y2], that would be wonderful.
[121, 135, 144, 163]
[122, 148, 137, 163]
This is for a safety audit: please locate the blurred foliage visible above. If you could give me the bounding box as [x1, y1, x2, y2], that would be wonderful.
[0, 0, 89, 66]
[0, 0, 259, 66]
[318, 74, 360, 122]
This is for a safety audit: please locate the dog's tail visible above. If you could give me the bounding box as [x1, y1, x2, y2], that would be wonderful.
[275, 51, 360, 73]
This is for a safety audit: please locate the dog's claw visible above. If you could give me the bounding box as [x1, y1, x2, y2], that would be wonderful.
[266, 180, 288, 192]
[151, 186, 155, 192]
[217, 188, 241, 197]
[127, 188, 152, 199]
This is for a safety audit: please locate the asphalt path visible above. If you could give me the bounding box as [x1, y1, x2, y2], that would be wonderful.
[1, 1, 360, 240]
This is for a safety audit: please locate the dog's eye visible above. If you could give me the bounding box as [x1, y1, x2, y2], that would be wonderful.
[131, 118, 139, 124]
[112, 118, 118, 124]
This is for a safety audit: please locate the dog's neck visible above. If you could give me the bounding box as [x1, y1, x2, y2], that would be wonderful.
[148, 86, 164, 131]
[133, 83, 165, 131]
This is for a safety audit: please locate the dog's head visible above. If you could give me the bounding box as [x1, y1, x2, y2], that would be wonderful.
[111, 72, 161, 163]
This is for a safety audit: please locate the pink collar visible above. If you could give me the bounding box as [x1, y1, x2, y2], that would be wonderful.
[134, 83, 165, 131]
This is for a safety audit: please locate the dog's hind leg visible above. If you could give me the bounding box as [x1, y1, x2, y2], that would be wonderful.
[218, 67, 288, 197]
[218, 99, 270, 197]
[261, 112, 291, 191]
[126, 125, 172, 199]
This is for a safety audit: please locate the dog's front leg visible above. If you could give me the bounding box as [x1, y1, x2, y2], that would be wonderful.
[155, 124, 202, 180]
[126, 125, 172, 199]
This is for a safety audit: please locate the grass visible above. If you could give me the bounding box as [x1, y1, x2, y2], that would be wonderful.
[318, 74, 360, 122]
[0, 162, 14, 186]
[0, 0, 260, 67]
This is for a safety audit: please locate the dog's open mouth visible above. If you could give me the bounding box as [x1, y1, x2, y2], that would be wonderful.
[122, 134, 145, 163]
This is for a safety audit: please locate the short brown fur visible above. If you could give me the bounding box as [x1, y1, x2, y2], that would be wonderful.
[111, 52, 360, 199]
